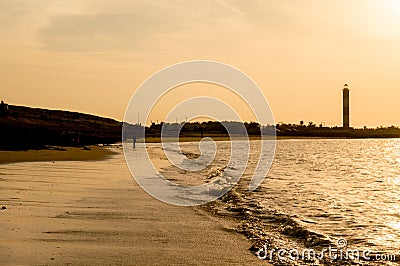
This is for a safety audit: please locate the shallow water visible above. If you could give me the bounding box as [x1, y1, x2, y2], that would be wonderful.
[258, 139, 400, 253]
[161, 138, 400, 264]
[2, 139, 400, 265]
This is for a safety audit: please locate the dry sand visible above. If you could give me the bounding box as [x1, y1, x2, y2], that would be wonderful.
[0, 147, 268, 265]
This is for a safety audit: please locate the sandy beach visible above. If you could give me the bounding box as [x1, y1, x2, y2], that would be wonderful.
[0, 146, 267, 265]
[0, 146, 117, 165]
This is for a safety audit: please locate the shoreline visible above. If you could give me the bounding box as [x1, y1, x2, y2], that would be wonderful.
[141, 135, 360, 143]
[0, 146, 268, 265]
[1, 135, 393, 159]
[0, 145, 117, 164]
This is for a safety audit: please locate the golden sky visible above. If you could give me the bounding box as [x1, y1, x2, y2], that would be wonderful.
[1, 0, 400, 127]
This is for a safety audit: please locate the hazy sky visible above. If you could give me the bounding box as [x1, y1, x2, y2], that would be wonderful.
[1, 0, 400, 127]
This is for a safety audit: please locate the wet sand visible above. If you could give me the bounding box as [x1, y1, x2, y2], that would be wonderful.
[0, 146, 116, 164]
[0, 148, 267, 265]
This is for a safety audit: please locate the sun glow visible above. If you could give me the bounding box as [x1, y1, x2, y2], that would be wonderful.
[365, 0, 400, 41]
[384, 0, 400, 15]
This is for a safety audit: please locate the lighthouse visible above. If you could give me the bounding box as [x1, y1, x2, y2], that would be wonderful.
[343, 84, 350, 129]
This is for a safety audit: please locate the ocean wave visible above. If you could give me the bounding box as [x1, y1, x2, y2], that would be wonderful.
[202, 188, 386, 265]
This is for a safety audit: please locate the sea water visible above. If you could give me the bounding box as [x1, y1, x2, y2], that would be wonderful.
[3, 139, 400, 265]
[152, 138, 400, 264]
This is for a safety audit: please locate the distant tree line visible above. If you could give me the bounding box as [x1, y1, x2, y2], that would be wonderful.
[276, 122, 400, 138]
[143, 121, 276, 137]
[3, 101, 400, 151]
[130, 121, 400, 139]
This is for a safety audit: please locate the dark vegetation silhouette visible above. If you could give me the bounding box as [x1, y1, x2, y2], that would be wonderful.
[144, 121, 400, 139]
[275, 122, 400, 138]
[1, 102, 400, 150]
[0, 104, 121, 150]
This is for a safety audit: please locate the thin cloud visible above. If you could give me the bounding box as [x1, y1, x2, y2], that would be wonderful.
[37, 1, 252, 53]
